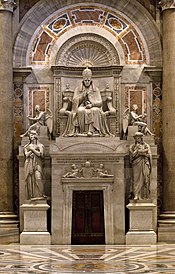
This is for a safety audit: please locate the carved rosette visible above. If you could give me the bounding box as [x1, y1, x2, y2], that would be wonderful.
[159, 0, 175, 11]
[0, 0, 16, 12]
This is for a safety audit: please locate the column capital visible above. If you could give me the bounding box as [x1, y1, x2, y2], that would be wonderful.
[159, 0, 175, 11]
[0, 0, 16, 13]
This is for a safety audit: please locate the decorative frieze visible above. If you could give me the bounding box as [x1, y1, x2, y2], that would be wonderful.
[0, 0, 16, 12]
[29, 6, 146, 65]
[62, 161, 114, 179]
[159, 0, 175, 11]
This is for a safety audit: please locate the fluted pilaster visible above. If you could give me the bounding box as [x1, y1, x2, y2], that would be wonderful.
[159, 0, 175, 211]
[0, 0, 19, 243]
[157, 0, 175, 243]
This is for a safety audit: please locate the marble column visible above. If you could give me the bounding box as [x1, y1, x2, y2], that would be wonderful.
[158, 0, 175, 241]
[0, 0, 19, 243]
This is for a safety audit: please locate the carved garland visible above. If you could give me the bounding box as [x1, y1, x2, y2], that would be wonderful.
[114, 77, 120, 136]
[55, 77, 61, 135]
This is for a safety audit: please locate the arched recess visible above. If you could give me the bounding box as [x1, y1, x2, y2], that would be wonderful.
[13, 0, 162, 67]
[53, 31, 122, 67]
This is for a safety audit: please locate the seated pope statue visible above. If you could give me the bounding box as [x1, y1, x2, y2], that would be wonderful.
[62, 67, 111, 137]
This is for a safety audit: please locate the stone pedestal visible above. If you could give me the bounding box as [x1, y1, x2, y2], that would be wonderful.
[128, 126, 138, 137]
[19, 127, 51, 233]
[20, 199, 50, 245]
[50, 136, 126, 244]
[126, 200, 157, 244]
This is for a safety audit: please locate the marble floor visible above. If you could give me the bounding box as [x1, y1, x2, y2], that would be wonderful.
[0, 244, 175, 273]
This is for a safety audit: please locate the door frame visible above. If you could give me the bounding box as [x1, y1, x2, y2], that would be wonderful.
[62, 179, 114, 244]
[71, 190, 105, 244]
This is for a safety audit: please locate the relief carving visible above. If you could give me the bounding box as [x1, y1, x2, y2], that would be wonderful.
[63, 160, 113, 179]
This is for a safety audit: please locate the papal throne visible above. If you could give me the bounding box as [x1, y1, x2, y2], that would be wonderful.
[59, 69, 117, 137]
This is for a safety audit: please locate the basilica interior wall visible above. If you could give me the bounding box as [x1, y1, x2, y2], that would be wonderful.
[13, 0, 162, 237]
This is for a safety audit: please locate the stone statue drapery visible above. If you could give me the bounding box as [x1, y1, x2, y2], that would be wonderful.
[24, 130, 46, 200]
[129, 131, 152, 201]
[62, 67, 112, 137]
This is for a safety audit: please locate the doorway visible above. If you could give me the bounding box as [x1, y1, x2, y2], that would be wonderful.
[71, 190, 105, 244]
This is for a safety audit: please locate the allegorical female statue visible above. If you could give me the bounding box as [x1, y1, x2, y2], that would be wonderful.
[63, 67, 111, 136]
[129, 131, 152, 201]
[23, 130, 46, 200]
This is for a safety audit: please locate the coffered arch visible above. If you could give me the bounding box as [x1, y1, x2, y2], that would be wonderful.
[13, 0, 162, 67]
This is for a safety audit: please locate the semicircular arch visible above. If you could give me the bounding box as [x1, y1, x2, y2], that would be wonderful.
[13, 0, 162, 67]
[52, 29, 124, 67]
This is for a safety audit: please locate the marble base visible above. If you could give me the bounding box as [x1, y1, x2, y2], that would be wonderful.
[20, 199, 50, 245]
[0, 212, 19, 244]
[158, 211, 175, 243]
[158, 226, 175, 243]
[126, 201, 157, 244]
[128, 125, 138, 137]
[20, 232, 50, 245]
[0, 228, 19, 244]
[126, 231, 156, 244]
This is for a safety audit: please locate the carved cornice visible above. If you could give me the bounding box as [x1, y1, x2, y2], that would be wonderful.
[144, 66, 162, 82]
[13, 67, 32, 80]
[0, 0, 16, 12]
[51, 65, 123, 77]
[159, 0, 175, 11]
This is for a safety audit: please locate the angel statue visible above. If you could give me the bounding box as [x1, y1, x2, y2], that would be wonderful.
[20, 105, 53, 138]
[122, 104, 154, 137]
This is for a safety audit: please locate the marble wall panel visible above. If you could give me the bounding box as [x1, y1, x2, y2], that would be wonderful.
[28, 86, 50, 116]
[71, 8, 104, 23]
[125, 85, 147, 114]
[14, 83, 24, 214]
[33, 31, 53, 62]
[14, 1, 162, 67]
[122, 30, 143, 62]
[152, 82, 162, 213]
[29, 5, 147, 66]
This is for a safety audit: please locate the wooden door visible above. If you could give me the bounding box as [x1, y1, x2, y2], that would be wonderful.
[71, 190, 105, 244]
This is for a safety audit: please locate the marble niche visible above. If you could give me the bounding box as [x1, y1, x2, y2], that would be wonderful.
[19, 66, 158, 245]
[49, 66, 125, 244]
